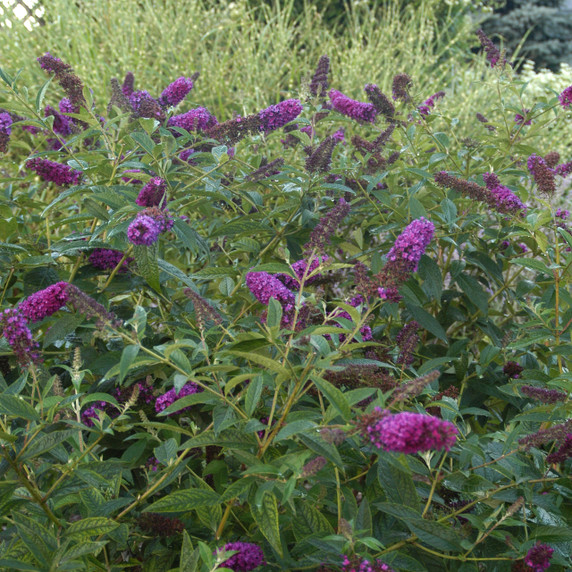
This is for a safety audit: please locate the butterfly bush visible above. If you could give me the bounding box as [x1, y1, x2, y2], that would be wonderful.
[0, 36, 570, 572]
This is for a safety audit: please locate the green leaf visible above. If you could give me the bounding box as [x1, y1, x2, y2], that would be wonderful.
[20, 429, 77, 461]
[0, 395, 39, 421]
[102, 357, 159, 382]
[158, 391, 215, 416]
[298, 432, 343, 469]
[310, 374, 351, 421]
[154, 438, 178, 465]
[356, 498, 372, 536]
[251, 492, 283, 556]
[60, 541, 106, 562]
[557, 226, 572, 250]
[224, 350, 289, 376]
[193, 267, 236, 279]
[407, 519, 463, 552]
[275, 419, 317, 441]
[292, 500, 334, 541]
[118, 344, 140, 383]
[144, 489, 220, 514]
[180, 530, 200, 572]
[183, 428, 257, 450]
[134, 243, 161, 291]
[377, 454, 420, 510]
[130, 131, 156, 155]
[218, 276, 235, 297]
[266, 298, 283, 328]
[68, 517, 119, 539]
[35, 77, 53, 114]
[456, 273, 488, 315]
[219, 477, 256, 503]
[405, 304, 448, 342]
[418, 255, 442, 302]
[433, 132, 450, 149]
[512, 257, 551, 274]
[245, 376, 263, 416]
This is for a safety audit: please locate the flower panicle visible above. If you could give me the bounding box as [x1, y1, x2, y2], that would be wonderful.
[304, 198, 351, 255]
[305, 134, 338, 174]
[391, 370, 440, 403]
[158, 76, 194, 107]
[26, 157, 82, 186]
[245, 157, 284, 182]
[37, 52, 86, 112]
[364, 84, 395, 122]
[391, 73, 412, 102]
[520, 385, 567, 404]
[183, 287, 222, 328]
[329, 89, 377, 123]
[359, 407, 458, 454]
[309, 55, 330, 98]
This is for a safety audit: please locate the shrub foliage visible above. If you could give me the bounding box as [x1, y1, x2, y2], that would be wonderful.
[0, 35, 570, 571]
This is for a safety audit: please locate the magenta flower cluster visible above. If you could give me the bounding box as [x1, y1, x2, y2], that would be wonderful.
[276, 256, 328, 289]
[0, 282, 70, 366]
[482, 172, 527, 215]
[19, 282, 69, 323]
[136, 177, 167, 207]
[127, 207, 174, 246]
[258, 99, 303, 133]
[217, 542, 265, 572]
[329, 89, 377, 123]
[362, 408, 458, 454]
[26, 157, 82, 186]
[169, 107, 219, 132]
[559, 85, 572, 108]
[524, 543, 554, 572]
[418, 91, 445, 116]
[44, 98, 74, 136]
[89, 249, 132, 272]
[341, 555, 395, 572]
[386, 217, 434, 272]
[155, 382, 202, 415]
[0, 308, 40, 366]
[158, 77, 194, 107]
[0, 112, 13, 135]
[246, 272, 296, 307]
[377, 217, 435, 302]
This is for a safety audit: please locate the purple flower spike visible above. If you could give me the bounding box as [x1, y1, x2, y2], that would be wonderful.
[328, 89, 377, 123]
[127, 214, 161, 246]
[558, 85, 572, 109]
[386, 217, 435, 273]
[0, 112, 13, 136]
[168, 107, 218, 132]
[89, 249, 132, 272]
[158, 77, 194, 107]
[515, 109, 531, 126]
[246, 272, 296, 306]
[524, 543, 554, 572]
[482, 172, 527, 215]
[19, 282, 69, 323]
[418, 91, 445, 116]
[360, 408, 458, 453]
[44, 102, 73, 136]
[155, 382, 202, 415]
[0, 308, 41, 366]
[0, 112, 12, 152]
[26, 157, 82, 186]
[527, 154, 556, 195]
[217, 541, 265, 572]
[136, 177, 167, 207]
[258, 99, 303, 133]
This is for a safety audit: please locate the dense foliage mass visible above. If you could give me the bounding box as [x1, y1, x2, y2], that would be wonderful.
[0, 28, 570, 572]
